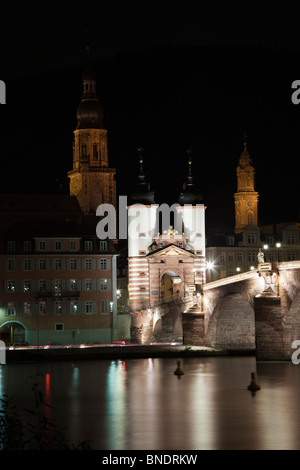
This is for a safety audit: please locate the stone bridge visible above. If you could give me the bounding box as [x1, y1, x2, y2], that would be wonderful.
[183, 261, 300, 360]
[131, 261, 300, 360]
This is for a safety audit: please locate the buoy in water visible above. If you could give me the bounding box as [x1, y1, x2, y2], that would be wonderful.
[248, 372, 260, 391]
[174, 361, 184, 376]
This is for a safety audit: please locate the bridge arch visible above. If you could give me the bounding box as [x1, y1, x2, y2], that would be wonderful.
[206, 292, 255, 349]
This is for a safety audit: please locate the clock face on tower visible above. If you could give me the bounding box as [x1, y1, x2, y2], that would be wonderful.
[247, 201, 252, 206]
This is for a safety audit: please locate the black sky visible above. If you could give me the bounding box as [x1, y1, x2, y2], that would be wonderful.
[1, 6, 300, 230]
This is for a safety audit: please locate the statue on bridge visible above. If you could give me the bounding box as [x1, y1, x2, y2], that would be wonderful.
[257, 248, 264, 264]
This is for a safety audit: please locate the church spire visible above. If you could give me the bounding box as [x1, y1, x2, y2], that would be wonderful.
[128, 147, 155, 205]
[178, 148, 203, 205]
[234, 133, 259, 233]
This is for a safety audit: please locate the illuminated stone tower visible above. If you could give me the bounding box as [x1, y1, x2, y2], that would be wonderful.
[234, 136, 259, 233]
[68, 57, 116, 214]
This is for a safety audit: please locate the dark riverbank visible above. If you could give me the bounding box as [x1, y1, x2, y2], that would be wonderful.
[5, 344, 256, 363]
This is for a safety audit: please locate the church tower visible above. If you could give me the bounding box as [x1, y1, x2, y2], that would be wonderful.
[68, 56, 116, 214]
[234, 136, 259, 233]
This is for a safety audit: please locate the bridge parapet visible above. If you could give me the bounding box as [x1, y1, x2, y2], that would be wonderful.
[203, 270, 259, 291]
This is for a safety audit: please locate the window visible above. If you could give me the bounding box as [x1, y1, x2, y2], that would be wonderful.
[85, 279, 92, 291]
[39, 280, 47, 292]
[55, 323, 64, 331]
[39, 301, 46, 315]
[99, 240, 108, 251]
[228, 252, 234, 262]
[238, 252, 243, 262]
[7, 302, 15, 315]
[70, 301, 78, 314]
[85, 301, 93, 314]
[23, 241, 31, 251]
[39, 241, 46, 251]
[178, 242, 183, 248]
[269, 252, 275, 262]
[70, 279, 78, 291]
[54, 280, 62, 295]
[248, 252, 256, 262]
[220, 252, 226, 262]
[139, 250, 146, 255]
[84, 241, 93, 251]
[54, 241, 62, 251]
[101, 300, 109, 314]
[93, 143, 98, 160]
[7, 241, 15, 251]
[100, 279, 109, 290]
[70, 241, 77, 251]
[23, 259, 32, 271]
[288, 252, 296, 261]
[227, 236, 235, 246]
[7, 259, 15, 271]
[39, 259, 47, 271]
[70, 259, 78, 270]
[7, 280, 15, 292]
[159, 243, 164, 248]
[24, 302, 31, 315]
[23, 280, 31, 292]
[85, 259, 92, 270]
[55, 300, 62, 314]
[266, 236, 274, 245]
[287, 235, 297, 244]
[54, 259, 62, 270]
[247, 235, 256, 244]
[100, 259, 107, 270]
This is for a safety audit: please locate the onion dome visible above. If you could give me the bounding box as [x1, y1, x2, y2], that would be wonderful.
[178, 149, 203, 205]
[128, 147, 155, 205]
[76, 56, 104, 129]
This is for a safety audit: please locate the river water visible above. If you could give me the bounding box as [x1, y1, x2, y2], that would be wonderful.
[0, 355, 300, 450]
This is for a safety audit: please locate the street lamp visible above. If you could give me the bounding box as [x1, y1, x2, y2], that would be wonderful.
[276, 242, 281, 263]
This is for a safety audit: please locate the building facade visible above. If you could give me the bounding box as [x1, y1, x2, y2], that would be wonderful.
[0, 63, 122, 346]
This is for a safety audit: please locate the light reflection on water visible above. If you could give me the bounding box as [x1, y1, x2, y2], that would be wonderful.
[1, 357, 300, 450]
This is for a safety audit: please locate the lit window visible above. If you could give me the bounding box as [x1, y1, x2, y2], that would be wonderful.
[7, 280, 15, 292]
[100, 279, 108, 290]
[7, 302, 15, 315]
[24, 302, 31, 315]
[23, 280, 31, 292]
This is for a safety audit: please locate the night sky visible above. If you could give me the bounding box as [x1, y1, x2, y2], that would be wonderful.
[1, 6, 300, 230]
